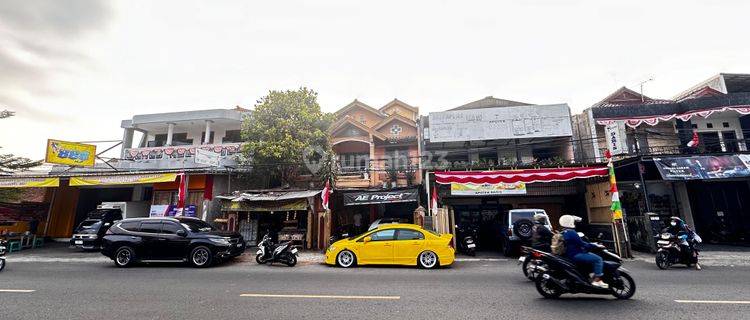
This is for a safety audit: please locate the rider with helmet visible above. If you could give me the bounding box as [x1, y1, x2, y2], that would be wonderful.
[559, 215, 609, 289]
[531, 213, 552, 252]
[665, 216, 701, 269]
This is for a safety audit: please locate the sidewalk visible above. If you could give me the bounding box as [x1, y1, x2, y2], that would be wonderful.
[631, 244, 750, 267]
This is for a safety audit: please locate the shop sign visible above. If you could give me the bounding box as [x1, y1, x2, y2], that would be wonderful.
[343, 189, 418, 206]
[428, 104, 572, 142]
[221, 199, 308, 212]
[654, 155, 750, 180]
[195, 149, 221, 167]
[604, 121, 628, 156]
[0, 177, 60, 188]
[450, 182, 526, 196]
[45, 139, 97, 167]
[70, 173, 178, 186]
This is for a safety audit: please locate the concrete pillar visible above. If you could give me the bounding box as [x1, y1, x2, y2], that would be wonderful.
[166, 123, 175, 146]
[121, 128, 134, 158]
[204, 120, 213, 144]
[674, 181, 695, 227]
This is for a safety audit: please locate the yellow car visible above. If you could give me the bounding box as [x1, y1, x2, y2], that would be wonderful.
[325, 223, 454, 269]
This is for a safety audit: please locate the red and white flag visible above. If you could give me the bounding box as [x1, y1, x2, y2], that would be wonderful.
[431, 186, 439, 213]
[321, 179, 332, 210]
[176, 172, 188, 216]
[687, 131, 700, 148]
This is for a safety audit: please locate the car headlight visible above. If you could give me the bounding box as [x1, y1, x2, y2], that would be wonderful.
[209, 238, 231, 245]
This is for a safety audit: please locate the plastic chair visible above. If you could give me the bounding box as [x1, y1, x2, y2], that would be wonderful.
[8, 240, 21, 252]
[32, 236, 44, 248]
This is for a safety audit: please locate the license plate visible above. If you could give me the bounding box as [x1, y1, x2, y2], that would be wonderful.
[291, 248, 299, 254]
[75, 240, 83, 245]
[467, 244, 476, 248]
[657, 240, 670, 245]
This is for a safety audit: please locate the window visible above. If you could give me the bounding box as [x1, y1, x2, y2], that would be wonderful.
[396, 229, 424, 240]
[200, 131, 216, 144]
[119, 221, 140, 232]
[140, 221, 162, 234]
[723, 122, 730, 128]
[358, 114, 366, 124]
[706, 123, 714, 129]
[223, 130, 242, 143]
[152, 133, 192, 147]
[161, 222, 183, 234]
[369, 229, 396, 241]
[180, 219, 216, 233]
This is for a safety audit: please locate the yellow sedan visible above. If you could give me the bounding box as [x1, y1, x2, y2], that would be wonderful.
[325, 223, 454, 269]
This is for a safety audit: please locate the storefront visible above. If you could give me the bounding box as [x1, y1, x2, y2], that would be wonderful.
[330, 187, 420, 238]
[217, 190, 324, 249]
[433, 167, 609, 252]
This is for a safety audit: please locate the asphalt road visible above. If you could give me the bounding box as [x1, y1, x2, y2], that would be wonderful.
[1, 254, 749, 320]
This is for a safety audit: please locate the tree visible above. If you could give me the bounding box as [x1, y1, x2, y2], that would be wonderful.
[1, 110, 42, 201]
[241, 88, 334, 187]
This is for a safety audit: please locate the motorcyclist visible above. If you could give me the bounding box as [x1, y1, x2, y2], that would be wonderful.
[531, 213, 552, 252]
[665, 217, 701, 270]
[559, 215, 609, 289]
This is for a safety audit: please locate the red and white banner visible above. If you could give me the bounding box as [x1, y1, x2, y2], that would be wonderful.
[176, 173, 188, 216]
[434, 167, 608, 185]
[321, 180, 331, 210]
[596, 105, 750, 128]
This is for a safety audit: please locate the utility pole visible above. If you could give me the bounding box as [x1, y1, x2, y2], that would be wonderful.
[639, 78, 654, 102]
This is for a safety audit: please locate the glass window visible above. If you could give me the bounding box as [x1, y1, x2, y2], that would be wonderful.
[119, 221, 140, 232]
[140, 221, 162, 233]
[396, 229, 424, 240]
[223, 130, 242, 143]
[369, 229, 396, 241]
[180, 219, 216, 233]
[161, 222, 183, 234]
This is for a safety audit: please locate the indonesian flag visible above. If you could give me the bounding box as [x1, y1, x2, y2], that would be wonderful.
[687, 131, 699, 148]
[176, 172, 188, 216]
[321, 180, 331, 210]
[431, 186, 439, 213]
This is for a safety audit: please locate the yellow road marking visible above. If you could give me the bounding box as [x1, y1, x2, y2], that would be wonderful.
[0, 289, 35, 293]
[240, 293, 400, 300]
[675, 300, 750, 305]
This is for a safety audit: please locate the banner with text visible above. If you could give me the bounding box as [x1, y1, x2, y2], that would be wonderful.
[450, 182, 527, 196]
[343, 189, 419, 206]
[654, 155, 750, 180]
[45, 139, 96, 167]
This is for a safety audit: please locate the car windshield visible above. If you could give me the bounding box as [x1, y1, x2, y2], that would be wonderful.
[510, 211, 537, 223]
[180, 220, 215, 232]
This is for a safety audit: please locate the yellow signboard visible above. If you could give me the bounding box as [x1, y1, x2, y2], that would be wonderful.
[69, 173, 178, 186]
[45, 139, 96, 167]
[0, 177, 60, 188]
[450, 182, 527, 196]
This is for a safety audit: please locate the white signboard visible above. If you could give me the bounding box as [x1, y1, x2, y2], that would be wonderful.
[605, 121, 628, 156]
[428, 104, 573, 142]
[195, 148, 221, 167]
[149, 205, 170, 217]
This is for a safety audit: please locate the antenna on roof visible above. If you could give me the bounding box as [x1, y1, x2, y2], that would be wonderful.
[639, 77, 654, 102]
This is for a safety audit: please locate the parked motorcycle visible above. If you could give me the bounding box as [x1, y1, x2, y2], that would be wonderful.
[655, 232, 700, 270]
[255, 234, 298, 267]
[456, 225, 477, 256]
[519, 246, 545, 280]
[0, 240, 7, 272]
[530, 246, 636, 299]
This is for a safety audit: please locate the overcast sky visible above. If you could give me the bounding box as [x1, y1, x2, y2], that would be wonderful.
[1, 0, 749, 159]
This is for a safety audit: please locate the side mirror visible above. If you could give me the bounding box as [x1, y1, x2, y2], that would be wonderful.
[363, 236, 372, 243]
[176, 229, 187, 237]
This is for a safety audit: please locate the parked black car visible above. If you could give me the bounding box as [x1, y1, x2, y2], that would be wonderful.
[101, 217, 245, 268]
[70, 209, 123, 250]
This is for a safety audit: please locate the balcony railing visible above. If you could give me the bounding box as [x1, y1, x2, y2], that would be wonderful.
[124, 143, 243, 161]
[596, 137, 748, 161]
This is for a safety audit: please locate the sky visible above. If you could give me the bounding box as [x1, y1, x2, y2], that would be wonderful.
[1, 0, 749, 160]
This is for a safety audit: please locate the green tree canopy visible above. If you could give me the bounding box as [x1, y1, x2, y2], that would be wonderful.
[241, 88, 334, 187]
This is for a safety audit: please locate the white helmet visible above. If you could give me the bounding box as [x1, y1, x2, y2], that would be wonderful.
[559, 215, 582, 229]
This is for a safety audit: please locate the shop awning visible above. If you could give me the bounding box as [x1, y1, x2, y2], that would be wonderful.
[221, 199, 308, 212]
[0, 177, 59, 188]
[69, 173, 178, 186]
[237, 190, 321, 202]
[435, 167, 609, 185]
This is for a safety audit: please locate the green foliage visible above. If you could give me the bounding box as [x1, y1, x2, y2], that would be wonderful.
[241, 88, 334, 186]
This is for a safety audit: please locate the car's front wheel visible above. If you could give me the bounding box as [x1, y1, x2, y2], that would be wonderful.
[189, 246, 213, 268]
[418, 250, 439, 269]
[114, 246, 135, 268]
[336, 250, 356, 268]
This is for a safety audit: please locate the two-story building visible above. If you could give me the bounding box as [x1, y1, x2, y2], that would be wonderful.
[327, 99, 423, 237]
[575, 73, 750, 249]
[423, 97, 609, 254]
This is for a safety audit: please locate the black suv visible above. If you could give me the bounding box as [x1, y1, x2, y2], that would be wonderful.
[101, 217, 245, 268]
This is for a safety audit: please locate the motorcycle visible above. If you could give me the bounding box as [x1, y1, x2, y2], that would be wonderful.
[655, 232, 700, 270]
[456, 225, 477, 256]
[0, 240, 7, 271]
[519, 246, 545, 280]
[530, 246, 636, 299]
[255, 234, 298, 267]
